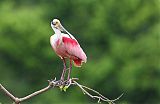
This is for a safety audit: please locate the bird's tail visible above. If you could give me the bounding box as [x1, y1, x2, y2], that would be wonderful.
[73, 58, 83, 67]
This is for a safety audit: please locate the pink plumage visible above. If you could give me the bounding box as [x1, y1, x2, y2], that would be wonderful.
[50, 19, 87, 81]
[50, 35, 87, 67]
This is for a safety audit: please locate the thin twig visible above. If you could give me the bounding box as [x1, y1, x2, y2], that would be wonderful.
[81, 84, 124, 102]
[0, 84, 17, 102]
[18, 84, 53, 102]
[73, 81, 123, 104]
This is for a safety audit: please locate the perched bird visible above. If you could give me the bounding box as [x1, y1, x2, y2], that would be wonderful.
[50, 19, 87, 81]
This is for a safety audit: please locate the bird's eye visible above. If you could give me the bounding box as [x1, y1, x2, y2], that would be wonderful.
[51, 21, 56, 25]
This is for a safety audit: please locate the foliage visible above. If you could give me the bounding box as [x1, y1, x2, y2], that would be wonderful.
[0, 0, 159, 103]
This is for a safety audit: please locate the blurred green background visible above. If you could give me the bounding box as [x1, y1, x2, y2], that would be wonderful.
[0, 0, 160, 104]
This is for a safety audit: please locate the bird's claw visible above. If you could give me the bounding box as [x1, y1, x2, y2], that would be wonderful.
[59, 78, 72, 92]
[59, 85, 69, 92]
[59, 85, 64, 91]
[63, 86, 69, 92]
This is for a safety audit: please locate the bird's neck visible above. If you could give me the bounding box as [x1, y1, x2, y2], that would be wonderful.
[53, 27, 62, 43]
[53, 28, 62, 38]
[53, 27, 61, 35]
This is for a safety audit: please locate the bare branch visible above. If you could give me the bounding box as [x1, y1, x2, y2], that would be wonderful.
[0, 84, 17, 102]
[0, 78, 123, 104]
[18, 84, 52, 102]
[0, 78, 57, 104]
[72, 80, 123, 104]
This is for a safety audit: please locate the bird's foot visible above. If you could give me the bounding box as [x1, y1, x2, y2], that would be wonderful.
[58, 78, 79, 91]
[62, 78, 79, 91]
[58, 78, 65, 91]
[58, 78, 72, 92]
[63, 78, 72, 92]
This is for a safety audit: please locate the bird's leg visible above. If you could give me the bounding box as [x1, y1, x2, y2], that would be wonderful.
[60, 58, 67, 81]
[67, 59, 72, 80]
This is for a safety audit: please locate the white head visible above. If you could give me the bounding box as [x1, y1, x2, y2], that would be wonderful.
[51, 19, 73, 38]
[51, 19, 61, 30]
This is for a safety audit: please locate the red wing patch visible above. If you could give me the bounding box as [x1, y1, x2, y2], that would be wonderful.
[73, 58, 82, 67]
[62, 37, 78, 45]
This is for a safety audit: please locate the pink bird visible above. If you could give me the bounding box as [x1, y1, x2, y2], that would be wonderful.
[50, 19, 87, 81]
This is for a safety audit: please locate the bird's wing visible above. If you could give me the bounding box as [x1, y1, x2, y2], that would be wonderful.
[62, 36, 87, 63]
[61, 33, 78, 42]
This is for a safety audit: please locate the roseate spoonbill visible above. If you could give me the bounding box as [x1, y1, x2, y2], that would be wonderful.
[50, 19, 87, 81]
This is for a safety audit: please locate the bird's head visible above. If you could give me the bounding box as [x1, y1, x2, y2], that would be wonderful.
[51, 19, 65, 33]
[51, 19, 73, 38]
[51, 19, 61, 28]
